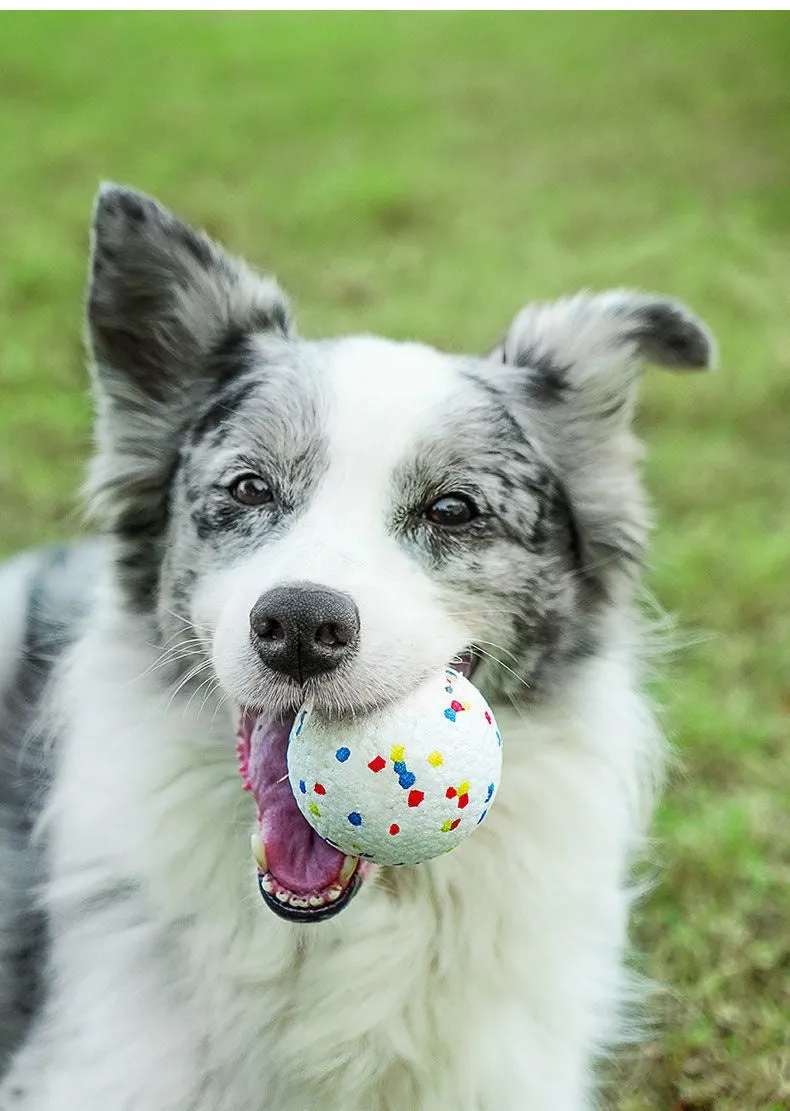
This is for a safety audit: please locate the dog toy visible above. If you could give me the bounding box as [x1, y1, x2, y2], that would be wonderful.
[286, 668, 502, 866]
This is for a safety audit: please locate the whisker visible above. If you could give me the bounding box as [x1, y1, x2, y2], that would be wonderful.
[471, 638, 521, 665]
[165, 660, 215, 710]
[210, 692, 231, 729]
[126, 642, 210, 686]
[161, 607, 214, 636]
[193, 678, 223, 721]
[179, 672, 225, 723]
[471, 644, 531, 691]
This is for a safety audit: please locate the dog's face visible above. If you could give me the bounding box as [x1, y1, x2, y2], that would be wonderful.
[86, 185, 713, 920]
[175, 334, 585, 716]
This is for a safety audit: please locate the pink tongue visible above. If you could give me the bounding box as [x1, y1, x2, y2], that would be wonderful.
[247, 715, 346, 894]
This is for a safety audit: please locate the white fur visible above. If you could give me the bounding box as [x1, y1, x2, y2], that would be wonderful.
[14, 590, 655, 1111]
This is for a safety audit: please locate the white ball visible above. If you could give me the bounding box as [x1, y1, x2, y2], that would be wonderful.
[286, 668, 502, 866]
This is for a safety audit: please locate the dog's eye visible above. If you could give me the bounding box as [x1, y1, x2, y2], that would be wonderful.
[228, 474, 273, 507]
[424, 494, 478, 528]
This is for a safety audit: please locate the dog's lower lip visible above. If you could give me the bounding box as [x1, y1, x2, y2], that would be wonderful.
[257, 871, 362, 923]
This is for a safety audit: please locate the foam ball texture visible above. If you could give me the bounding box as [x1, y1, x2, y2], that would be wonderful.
[286, 668, 502, 866]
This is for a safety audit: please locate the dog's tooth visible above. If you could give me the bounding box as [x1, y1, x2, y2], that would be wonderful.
[326, 885, 342, 902]
[308, 894, 326, 907]
[275, 890, 290, 904]
[289, 896, 309, 908]
[250, 833, 268, 873]
[339, 856, 358, 884]
[260, 875, 276, 894]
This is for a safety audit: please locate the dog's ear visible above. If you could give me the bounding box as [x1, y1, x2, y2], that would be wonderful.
[88, 183, 291, 402]
[494, 289, 714, 412]
[85, 185, 292, 604]
[493, 291, 715, 593]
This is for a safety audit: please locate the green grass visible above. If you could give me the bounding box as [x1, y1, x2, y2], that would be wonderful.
[1, 13, 788, 1109]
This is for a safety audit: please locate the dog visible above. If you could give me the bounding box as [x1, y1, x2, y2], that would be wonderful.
[0, 185, 713, 1110]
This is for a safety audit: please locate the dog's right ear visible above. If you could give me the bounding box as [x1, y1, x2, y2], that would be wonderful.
[85, 185, 292, 605]
[88, 183, 291, 404]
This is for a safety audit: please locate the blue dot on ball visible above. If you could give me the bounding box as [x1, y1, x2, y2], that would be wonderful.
[335, 747, 351, 762]
[444, 708, 457, 722]
[299, 780, 307, 794]
[393, 760, 407, 774]
[398, 771, 416, 789]
[477, 809, 488, 825]
[347, 811, 362, 826]
[486, 782, 495, 802]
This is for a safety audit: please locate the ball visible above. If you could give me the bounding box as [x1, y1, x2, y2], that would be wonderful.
[286, 668, 502, 866]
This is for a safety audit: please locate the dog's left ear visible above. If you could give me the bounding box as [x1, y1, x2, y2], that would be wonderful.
[493, 289, 715, 416]
[491, 291, 715, 593]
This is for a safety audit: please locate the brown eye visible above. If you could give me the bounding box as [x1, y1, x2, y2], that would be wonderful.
[228, 474, 273, 507]
[424, 494, 478, 527]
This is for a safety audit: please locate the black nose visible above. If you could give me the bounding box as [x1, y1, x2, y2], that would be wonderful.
[250, 582, 360, 684]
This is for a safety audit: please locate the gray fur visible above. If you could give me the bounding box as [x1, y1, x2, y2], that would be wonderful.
[0, 544, 103, 1074]
[158, 335, 329, 666]
[86, 184, 292, 608]
[386, 373, 592, 701]
[494, 291, 714, 603]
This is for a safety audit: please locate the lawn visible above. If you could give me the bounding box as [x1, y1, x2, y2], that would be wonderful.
[0, 13, 788, 1109]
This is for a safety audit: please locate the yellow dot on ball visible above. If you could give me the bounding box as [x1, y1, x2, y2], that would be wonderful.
[390, 744, 405, 762]
[440, 819, 454, 832]
[427, 750, 443, 767]
[309, 802, 321, 817]
[458, 780, 470, 794]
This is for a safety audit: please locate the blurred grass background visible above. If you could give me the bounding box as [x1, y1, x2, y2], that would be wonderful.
[0, 13, 788, 1109]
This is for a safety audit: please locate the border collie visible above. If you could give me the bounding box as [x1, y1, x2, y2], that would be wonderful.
[0, 186, 713, 1110]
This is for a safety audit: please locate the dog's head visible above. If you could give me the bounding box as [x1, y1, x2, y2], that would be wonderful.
[85, 185, 713, 920]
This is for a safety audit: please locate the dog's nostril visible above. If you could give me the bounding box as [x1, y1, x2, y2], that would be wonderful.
[315, 621, 346, 649]
[258, 617, 285, 642]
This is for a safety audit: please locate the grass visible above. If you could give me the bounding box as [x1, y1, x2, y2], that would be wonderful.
[1, 13, 788, 1108]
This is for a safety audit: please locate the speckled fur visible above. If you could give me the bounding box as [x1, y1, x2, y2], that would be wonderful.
[0, 186, 713, 1110]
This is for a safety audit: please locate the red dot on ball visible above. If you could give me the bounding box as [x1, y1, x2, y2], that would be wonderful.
[314, 783, 326, 795]
[389, 824, 400, 835]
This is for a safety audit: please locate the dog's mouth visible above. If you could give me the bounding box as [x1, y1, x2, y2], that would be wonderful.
[237, 710, 366, 923]
[237, 649, 479, 924]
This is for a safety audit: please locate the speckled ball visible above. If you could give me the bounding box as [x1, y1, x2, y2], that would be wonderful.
[286, 668, 502, 866]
